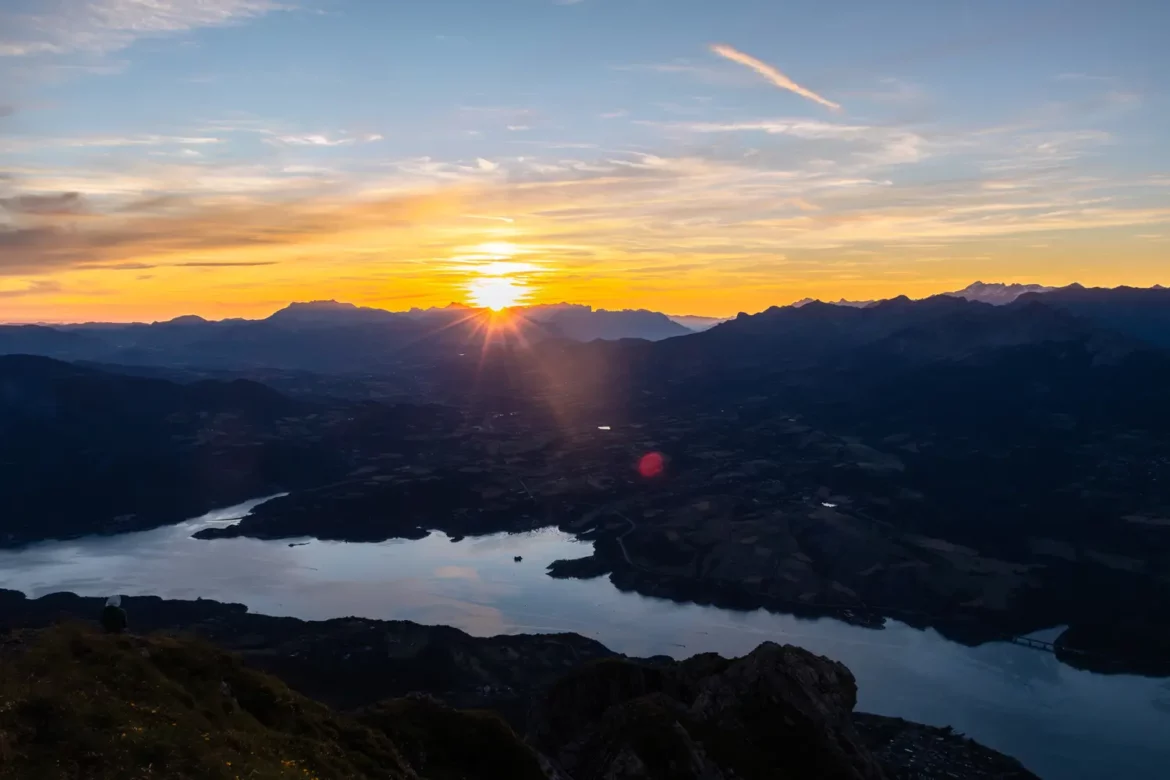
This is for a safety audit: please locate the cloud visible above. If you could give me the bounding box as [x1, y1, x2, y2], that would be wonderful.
[0, 134, 223, 153]
[0, 105, 14, 118]
[268, 134, 355, 147]
[0, 192, 88, 215]
[1055, 72, 1113, 83]
[264, 132, 387, 148]
[3, 112, 1165, 317]
[0, 280, 61, 298]
[709, 44, 840, 111]
[73, 261, 157, 271]
[0, 185, 468, 275]
[174, 261, 279, 267]
[0, 0, 284, 58]
[654, 118, 928, 167]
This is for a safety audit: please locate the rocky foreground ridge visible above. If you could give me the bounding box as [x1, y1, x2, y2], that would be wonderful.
[0, 590, 1037, 779]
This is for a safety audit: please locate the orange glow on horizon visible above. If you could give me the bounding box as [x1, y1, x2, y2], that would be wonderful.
[1, 177, 1167, 324]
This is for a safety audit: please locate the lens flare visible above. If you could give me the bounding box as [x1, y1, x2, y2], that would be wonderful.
[638, 452, 666, 478]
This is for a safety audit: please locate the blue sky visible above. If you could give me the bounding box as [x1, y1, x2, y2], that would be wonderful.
[1, 0, 1168, 320]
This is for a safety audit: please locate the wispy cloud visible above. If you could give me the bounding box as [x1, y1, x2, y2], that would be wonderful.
[0, 192, 88, 215]
[175, 260, 279, 267]
[3, 113, 1165, 316]
[1055, 72, 1113, 83]
[268, 134, 356, 147]
[0, 134, 224, 153]
[652, 118, 928, 166]
[0, 280, 61, 298]
[0, 0, 285, 58]
[709, 44, 840, 111]
[252, 130, 385, 148]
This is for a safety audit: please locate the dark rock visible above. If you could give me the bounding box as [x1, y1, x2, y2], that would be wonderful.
[855, 714, 1039, 779]
[531, 642, 888, 780]
[546, 553, 612, 580]
[0, 589, 614, 719]
[356, 694, 547, 780]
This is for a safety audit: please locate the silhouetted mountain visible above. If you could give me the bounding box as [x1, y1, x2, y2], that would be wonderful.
[789, 280, 1060, 310]
[0, 300, 699, 371]
[667, 313, 728, 331]
[646, 293, 1131, 380]
[0, 356, 463, 546]
[163, 314, 209, 325]
[265, 299, 399, 326]
[945, 280, 1058, 305]
[0, 324, 108, 358]
[0, 355, 327, 545]
[503, 293, 1170, 665]
[792, 296, 877, 308]
[523, 303, 692, 341]
[1015, 284, 1170, 347]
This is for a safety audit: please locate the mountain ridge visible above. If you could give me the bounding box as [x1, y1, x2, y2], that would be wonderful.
[0, 594, 1040, 779]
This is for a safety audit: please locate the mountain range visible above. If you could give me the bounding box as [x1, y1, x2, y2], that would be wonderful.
[2, 282, 1165, 374]
[792, 281, 1060, 309]
[4, 283, 1170, 676]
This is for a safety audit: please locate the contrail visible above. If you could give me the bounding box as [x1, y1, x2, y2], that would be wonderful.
[710, 43, 841, 111]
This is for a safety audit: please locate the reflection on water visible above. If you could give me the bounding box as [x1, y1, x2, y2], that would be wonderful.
[1, 498, 1168, 779]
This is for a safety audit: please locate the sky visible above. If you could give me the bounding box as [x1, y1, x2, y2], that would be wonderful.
[1, 0, 1168, 322]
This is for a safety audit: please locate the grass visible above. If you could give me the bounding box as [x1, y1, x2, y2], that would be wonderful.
[0, 624, 519, 779]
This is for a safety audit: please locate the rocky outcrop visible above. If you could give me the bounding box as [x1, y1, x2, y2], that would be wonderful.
[531, 643, 888, 780]
[0, 591, 1039, 779]
[855, 715, 1038, 779]
[0, 625, 547, 780]
[0, 589, 615, 721]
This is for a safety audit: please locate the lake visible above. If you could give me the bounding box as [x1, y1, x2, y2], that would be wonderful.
[2, 498, 1167, 779]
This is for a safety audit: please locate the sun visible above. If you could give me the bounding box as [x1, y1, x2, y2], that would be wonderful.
[477, 241, 520, 257]
[468, 276, 529, 311]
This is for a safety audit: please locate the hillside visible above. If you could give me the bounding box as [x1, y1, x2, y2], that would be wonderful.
[0, 625, 544, 780]
[0, 622, 1037, 779]
[0, 356, 459, 546]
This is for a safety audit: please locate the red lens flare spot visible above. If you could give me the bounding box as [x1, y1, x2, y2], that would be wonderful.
[638, 451, 666, 478]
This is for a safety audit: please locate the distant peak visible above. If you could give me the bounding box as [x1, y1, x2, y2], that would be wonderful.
[161, 314, 207, 325]
[946, 281, 1058, 305]
[284, 300, 357, 310]
[792, 297, 875, 309]
[265, 299, 396, 324]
